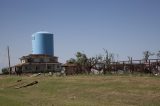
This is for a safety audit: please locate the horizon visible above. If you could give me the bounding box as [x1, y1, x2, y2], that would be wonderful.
[0, 0, 160, 71]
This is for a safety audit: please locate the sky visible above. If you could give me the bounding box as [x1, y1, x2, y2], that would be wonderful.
[0, 0, 160, 70]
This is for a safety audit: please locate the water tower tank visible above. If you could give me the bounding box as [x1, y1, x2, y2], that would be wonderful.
[32, 32, 54, 56]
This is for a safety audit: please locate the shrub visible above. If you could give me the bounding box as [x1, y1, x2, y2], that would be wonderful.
[2, 67, 9, 74]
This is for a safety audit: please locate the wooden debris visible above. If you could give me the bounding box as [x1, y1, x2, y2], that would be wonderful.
[17, 79, 22, 82]
[15, 81, 38, 89]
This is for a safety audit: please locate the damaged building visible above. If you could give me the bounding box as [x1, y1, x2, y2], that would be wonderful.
[12, 32, 61, 74]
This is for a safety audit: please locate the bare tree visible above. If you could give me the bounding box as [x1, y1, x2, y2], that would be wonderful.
[116, 54, 119, 62]
[157, 51, 160, 59]
[87, 55, 103, 73]
[102, 49, 114, 74]
[127, 56, 132, 63]
[109, 53, 115, 62]
[143, 51, 154, 62]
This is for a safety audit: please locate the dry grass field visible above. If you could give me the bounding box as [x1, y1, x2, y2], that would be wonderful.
[0, 74, 160, 106]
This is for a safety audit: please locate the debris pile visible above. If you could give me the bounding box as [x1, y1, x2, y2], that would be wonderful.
[15, 81, 38, 89]
[7, 79, 38, 89]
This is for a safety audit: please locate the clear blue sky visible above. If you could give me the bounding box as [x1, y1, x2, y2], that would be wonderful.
[0, 0, 160, 70]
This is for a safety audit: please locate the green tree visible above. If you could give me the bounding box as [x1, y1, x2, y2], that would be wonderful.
[2, 67, 9, 74]
[66, 50, 115, 74]
[66, 58, 76, 64]
[66, 52, 103, 74]
[75, 52, 88, 73]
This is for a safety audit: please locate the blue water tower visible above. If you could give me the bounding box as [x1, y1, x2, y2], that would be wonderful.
[32, 32, 54, 56]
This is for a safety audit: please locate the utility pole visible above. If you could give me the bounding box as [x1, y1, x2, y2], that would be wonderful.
[7, 46, 11, 75]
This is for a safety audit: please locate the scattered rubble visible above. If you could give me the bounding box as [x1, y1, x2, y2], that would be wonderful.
[17, 79, 22, 82]
[30, 73, 41, 77]
[6, 79, 38, 89]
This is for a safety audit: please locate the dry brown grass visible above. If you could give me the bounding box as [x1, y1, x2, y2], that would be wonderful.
[0, 75, 160, 106]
